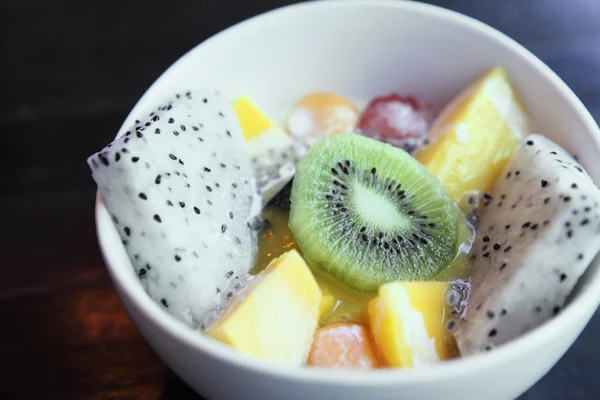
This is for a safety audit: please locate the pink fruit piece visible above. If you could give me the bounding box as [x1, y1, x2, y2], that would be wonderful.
[357, 94, 437, 154]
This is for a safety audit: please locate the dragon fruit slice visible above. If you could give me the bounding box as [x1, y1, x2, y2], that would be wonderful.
[88, 89, 260, 329]
[452, 134, 600, 355]
[247, 129, 307, 206]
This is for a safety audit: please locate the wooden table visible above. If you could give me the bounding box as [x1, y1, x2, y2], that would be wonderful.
[2, 0, 599, 398]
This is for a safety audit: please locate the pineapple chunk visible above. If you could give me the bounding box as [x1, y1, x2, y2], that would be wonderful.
[207, 249, 322, 364]
[231, 95, 279, 141]
[368, 281, 458, 368]
[416, 66, 529, 204]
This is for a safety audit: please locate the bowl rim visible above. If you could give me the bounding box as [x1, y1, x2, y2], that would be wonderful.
[95, 0, 600, 385]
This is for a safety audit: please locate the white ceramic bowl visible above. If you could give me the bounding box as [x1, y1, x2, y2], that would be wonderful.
[94, 1, 600, 399]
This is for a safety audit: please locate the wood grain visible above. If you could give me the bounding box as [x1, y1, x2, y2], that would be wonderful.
[1, 0, 598, 399]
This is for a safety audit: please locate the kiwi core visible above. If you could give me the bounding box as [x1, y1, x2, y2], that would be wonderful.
[351, 182, 412, 232]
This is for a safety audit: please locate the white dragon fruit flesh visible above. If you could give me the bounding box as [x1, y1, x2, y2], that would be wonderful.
[452, 133, 600, 355]
[247, 128, 308, 206]
[88, 89, 260, 329]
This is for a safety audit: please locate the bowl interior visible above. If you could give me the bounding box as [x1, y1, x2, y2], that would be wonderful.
[96, 0, 600, 382]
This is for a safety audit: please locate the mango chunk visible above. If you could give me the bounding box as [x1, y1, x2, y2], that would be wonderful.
[232, 95, 280, 140]
[207, 249, 322, 364]
[308, 323, 381, 369]
[368, 281, 458, 368]
[416, 66, 529, 204]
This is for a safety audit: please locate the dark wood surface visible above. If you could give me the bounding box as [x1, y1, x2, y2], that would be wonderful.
[1, 0, 599, 399]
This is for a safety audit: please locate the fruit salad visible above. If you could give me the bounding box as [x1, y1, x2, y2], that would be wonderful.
[87, 66, 600, 370]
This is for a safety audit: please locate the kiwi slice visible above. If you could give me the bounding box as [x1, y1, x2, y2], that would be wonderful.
[289, 133, 460, 292]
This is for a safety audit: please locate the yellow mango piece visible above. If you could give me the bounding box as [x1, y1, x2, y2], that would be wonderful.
[207, 249, 322, 364]
[368, 281, 458, 368]
[232, 95, 280, 140]
[416, 66, 529, 204]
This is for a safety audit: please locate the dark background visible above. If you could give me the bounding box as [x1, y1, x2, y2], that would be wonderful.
[1, 0, 599, 399]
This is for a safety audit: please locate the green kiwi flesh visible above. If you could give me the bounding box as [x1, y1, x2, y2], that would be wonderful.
[289, 133, 460, 292]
